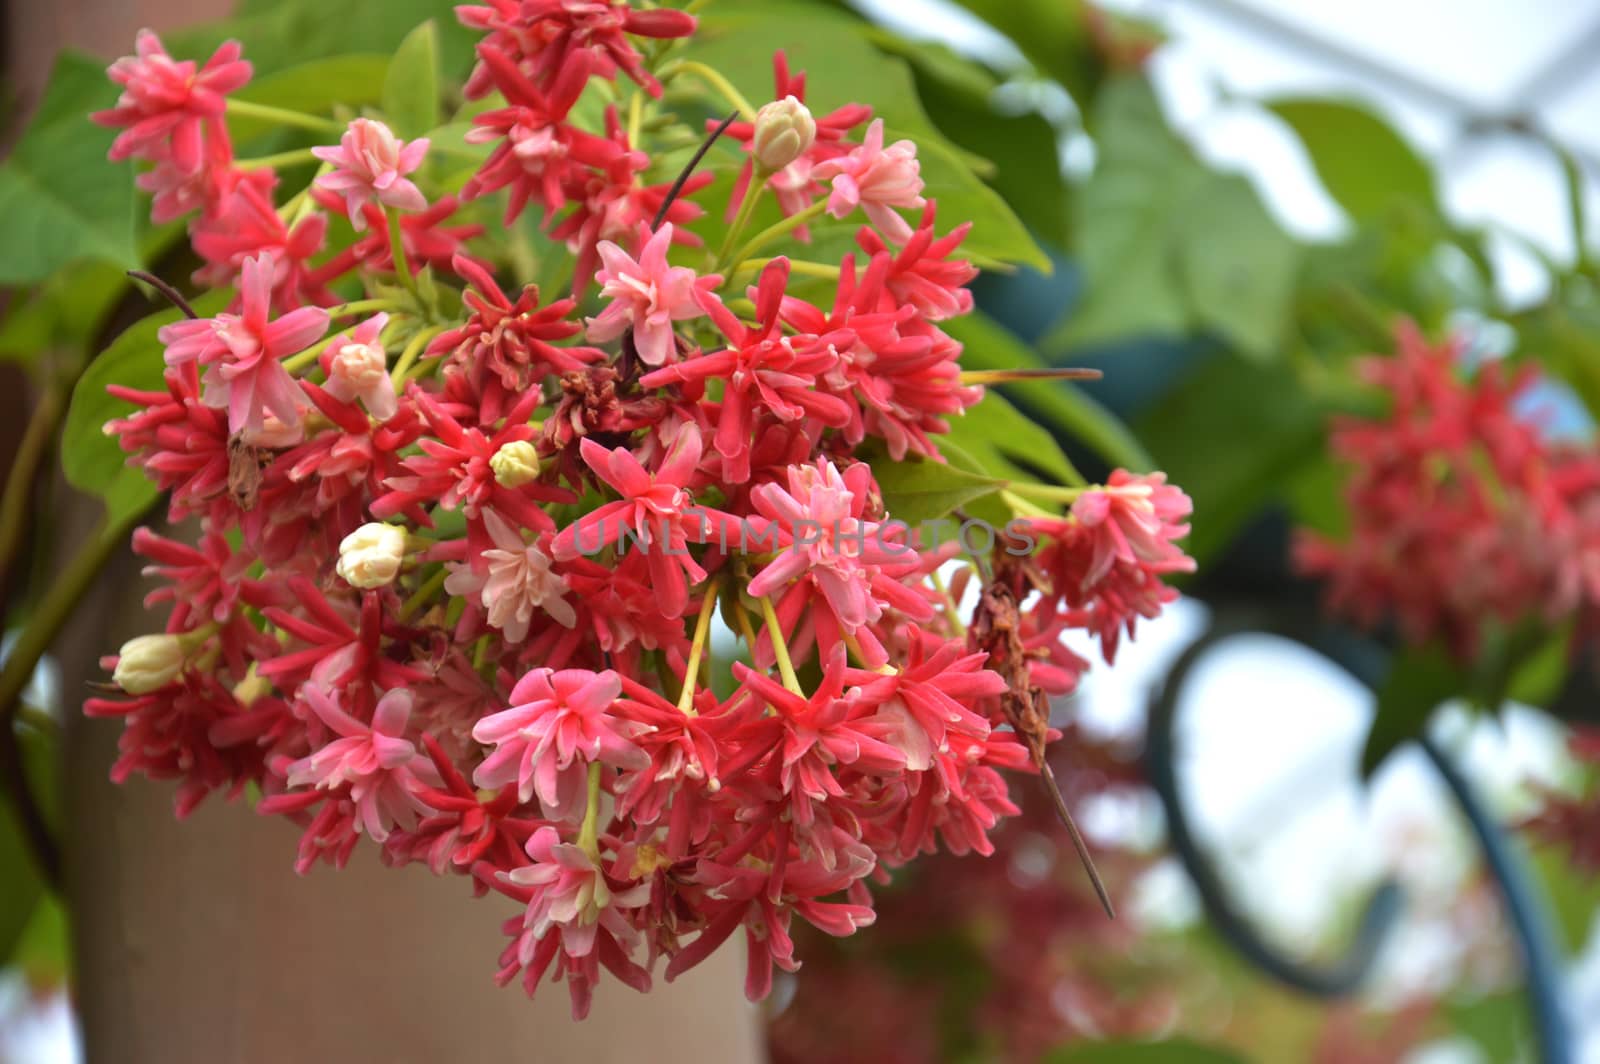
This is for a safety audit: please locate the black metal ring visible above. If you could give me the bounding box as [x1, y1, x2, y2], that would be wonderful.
[1144, 612, 1575, 1061]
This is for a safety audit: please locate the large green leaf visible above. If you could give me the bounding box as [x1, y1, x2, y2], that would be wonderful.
[1052, 78, 1297, 358]
[907, 58, 1070, 248]
[1178, 175, 1300, 361]
[681, 2, 1049, 270]
[1362, 643, 1458, 776]
[1267, 98, 1438, 224]
[872, 455, 1004, 527]
[175, 0, 478, 81]
[61, 292, 230, 524]
[383, 21, 442, 139]
[0, 261, 128, 368]
[227, 55, 394, 142]
[0, 52, 137, 285]
[944, 389, 1083, 486]
[1044, 1040, 1249, 1064]
[1133, 352, 1325, 564]
[948, 311, 1152, 472]
[891, 128, 1049, 272]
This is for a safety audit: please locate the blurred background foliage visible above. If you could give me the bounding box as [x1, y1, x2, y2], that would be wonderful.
[2, 0, 1598, 1060]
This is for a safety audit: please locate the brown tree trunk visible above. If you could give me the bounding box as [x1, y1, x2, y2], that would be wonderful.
[10, 2, 764, 1060]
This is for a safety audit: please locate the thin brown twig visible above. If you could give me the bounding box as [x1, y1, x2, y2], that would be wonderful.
[652, 110, 739, 231]
[127, 269, 199, 320]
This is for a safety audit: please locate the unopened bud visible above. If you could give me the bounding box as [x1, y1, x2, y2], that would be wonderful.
[330, 339, 387, 391]
[752, 96, 816, 175]
[337, 522, 408, 588]
[490, 440, 542, 488]
[113, 633, 184, 694]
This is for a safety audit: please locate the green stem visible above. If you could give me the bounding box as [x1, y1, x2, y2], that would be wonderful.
[386, 206, 420, 299]
[0, 384, 62, 600]
[999, 489, 1056, 518]
[577, 761, 604, 857]
[677, 579, 721, 714]
[729, 200, 828, 272]
[732, 257, 840, 281]
[661, 60, 757, 120]
[392, 325, 444, 386]
[930, 568, 965, 638]
[716, 174, 769, 272]
[1008, 481, 1086, 505]
[626, 89, 645, 149]
[398, 565, 448, 621]
[758, 594, 802, 696]
[282, 334, 340, 375]
[0, 508, 144, 889]
[227, 98, 345, 135]
[235, 147, 320, 170]
[329, 298, 401, 320]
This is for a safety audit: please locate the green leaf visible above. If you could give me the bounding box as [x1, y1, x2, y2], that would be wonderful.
[1052, 78, 1296, 357]
[681, 2, 1049, 270]
[1362, 643, 1459, 776]
[872, 456, 1004, 527]
[1044, 1039, 1249, 1064]
[228, 55, 394, 142]
[1267, 98, 1438, 224]
[182, 0, 478, 80]
[10, 894, 70, 987]
[61, 292, 230, 524]
[0, 51, 137, 284]
[947, 311, 1152, 472]
[0, 261, 128, 368]
[908, 59, 1070, 247]
[1134, 352, 1325, 564]
[889, 127, 1048, 272]
[1178, 175, 1300, 361]
[945, 390, 1082, 486]
[946, 0, 1096, 105]
[0, 800, 44, 965]
[384, 21, 441, 139]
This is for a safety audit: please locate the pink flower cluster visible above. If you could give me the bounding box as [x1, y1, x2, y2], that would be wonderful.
[1294, 322, 1600, 659]
[88, 7, 1193, 1019]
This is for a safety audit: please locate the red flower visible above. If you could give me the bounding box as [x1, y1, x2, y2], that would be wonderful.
[94, 29, 251, 171]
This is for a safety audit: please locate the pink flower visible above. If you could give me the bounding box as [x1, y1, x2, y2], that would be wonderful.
[94, 29, 252, 172]
[444, 509, 577, 641]
[856, 202, 977, 321]
[158, 252, 329, 435]
[472, 668, 648, 819]
[813, 119, 926, 243]
[321, 313, 397, 421]
[746, 458, 929, 665]
[502, 827, 650, 956]
[458, 0, 697, 100]
[549, 431, 737, 617]
[492, 825, 652, 1019]
[584, 223, 721, 366]
[1069, 470, 1196, 588]
[312, 118, 430, 229]
[284, 687, 440, 842]
[640, 258, 853, 483]
[718, 52, 872, 232]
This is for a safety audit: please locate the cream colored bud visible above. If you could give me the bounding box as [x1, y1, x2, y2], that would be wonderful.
[752, 96, 816, 175]
[113, 633, 185, 694]
[330, 339, 387, 391]
[337, 522, 408, 588]
[490, 440, 542, 488]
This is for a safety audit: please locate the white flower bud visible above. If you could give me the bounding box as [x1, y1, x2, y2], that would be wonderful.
[330, 339, 387, 392]
[490, 440, 542, 488]
[113, 633, 185, 694]
[337, 522, 408, 589]
[752, 96, 816, 175]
